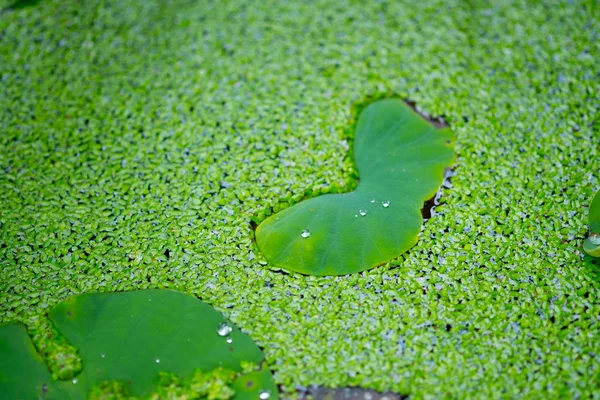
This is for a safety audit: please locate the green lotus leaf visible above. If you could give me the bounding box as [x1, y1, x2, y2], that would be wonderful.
[256, 99, 455, 275]
[0, 323, 77, 400]
[584, 190, 600, 257]
[0, 290, 277, 400]
[231, 366, 279, 400]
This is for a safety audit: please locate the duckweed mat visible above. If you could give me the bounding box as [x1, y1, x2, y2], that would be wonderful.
[1, 0, 599, 398]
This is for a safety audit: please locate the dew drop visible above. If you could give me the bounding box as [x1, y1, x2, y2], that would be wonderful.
[156, 359, 160, 363]
[72, 378, 78, 384]
[217, 322, 233, 336]
[259, 390, 271, 400]
[301, 229, 311, 238]
[382, 200, 390, 208]
[226, 336, 233, 344]
[359, 209, 367, 216]
[370, 199, 376, 203]
[589, 232, 600, 245]
[101, 353, 105, 359]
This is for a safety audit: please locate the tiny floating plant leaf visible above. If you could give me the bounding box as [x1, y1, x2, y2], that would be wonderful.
[0, 290, 277, 399]
[584, 190, 600, 257]
[256, 99, 455, 275]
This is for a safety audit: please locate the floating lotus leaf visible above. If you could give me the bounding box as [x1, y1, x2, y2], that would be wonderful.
[231, 367, 279, 400]
[256, 99, 455, 275]
[0, 323, 76, 400]
[0, 290, 277, 400]
[584, 190, 600, 257]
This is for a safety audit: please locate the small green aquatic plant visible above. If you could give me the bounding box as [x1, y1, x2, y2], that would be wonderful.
[256, 99, 455, 276]
[0, 290, 277, 400]
[584, 190, 600, 257]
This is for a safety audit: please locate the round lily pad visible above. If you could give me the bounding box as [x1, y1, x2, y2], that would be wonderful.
[256, 99, 455, 275]
[0, 290, 277, 400]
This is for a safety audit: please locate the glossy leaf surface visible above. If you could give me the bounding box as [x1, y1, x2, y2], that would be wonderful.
[584, 190, 600, 257]
[0, 323, 69, 400]
[256, 99, 455, 275]
[0, 290, 276, 399]
[232, 366, 279, 400]
[0, 324, 81, 399]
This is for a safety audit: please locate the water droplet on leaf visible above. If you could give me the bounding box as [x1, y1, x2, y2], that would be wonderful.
[359, 209, 367, 216]
[226, 336, 233, 343]
[370, 199, 376, 203]
[217, 322, 233, 336]
[589, 232, 600, 245]
[301, 229, 311, 238]
[156, 359, 160, 363]
[382, 200, 390, 208]
[259, 390, 271, 400]
[72, 378, 78, 384]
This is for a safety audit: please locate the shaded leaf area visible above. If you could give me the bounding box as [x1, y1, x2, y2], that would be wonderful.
[0, 290, 277, 400]
[584, 190, 600, 257]
[7, 0, 41, 9]
[256, 99, 455, 275]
